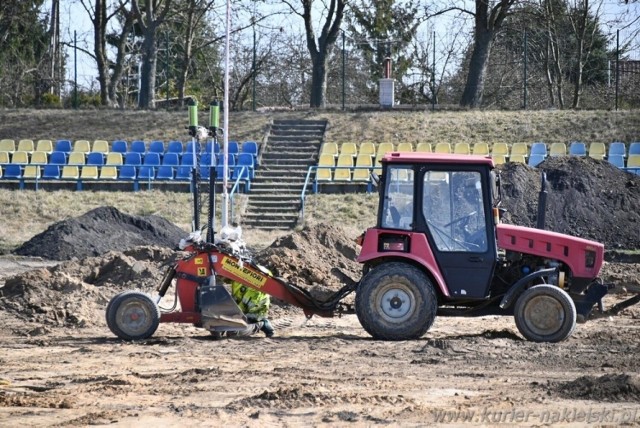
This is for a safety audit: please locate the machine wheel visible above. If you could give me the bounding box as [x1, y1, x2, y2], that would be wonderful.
[514, 284, 576, 343]
[106, 291, 160, 341]
[356, 262, 437, 341]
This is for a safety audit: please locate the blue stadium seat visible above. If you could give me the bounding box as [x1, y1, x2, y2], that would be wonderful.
[530, 142, 547, 157]
[181, 152, 195, 167]
[167, 141, 183, 156]
[216, 154, 235, 179]
[233, 153, 255, 180]
[119, 165, 137, 180]
[130, 140, 146, 155]
[143, 152, 161, 166]
[608, 142, 626, 158]
[156, 166, 175, 180]
[4, 164, 22, 179]
[608, 154, 625, 168]
[185, 141, 202, 155]
[112, 140, 128, 154]
[124, 152, 142, 165]
[138, 166, 155, 181]
[148, 141, 165, 156]
[49, 151, 67, 165]
[200, 153, 216, 180]
[629, 142, 640, 156]
[228, 141, 239, 156]
[54, 140, 72, 153]
[569, 141, 586, 156]
[43, 165, 61, 179]
[162, 152, 179, 166]
[175, 166, 191, 180]
[205, 141, 221, 154]
[86, 152, 105, 165]
[528, 154, 545, 167]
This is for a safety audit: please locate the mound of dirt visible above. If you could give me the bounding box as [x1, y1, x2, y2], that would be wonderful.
[14, 206, 188, 260]
[556, 373, 640, 402]
[499, 156, 640, 249]
[0, 246, 179, 328]
[255, 222, 362, 301]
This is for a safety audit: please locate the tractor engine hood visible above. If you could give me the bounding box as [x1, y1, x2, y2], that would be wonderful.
[496, 223, 604, 280]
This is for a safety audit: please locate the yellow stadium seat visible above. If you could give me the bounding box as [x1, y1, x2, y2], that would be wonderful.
[588, 142, 606, 160]
[11, 151, 29, 164]
[92, 140, 110, 154]
[23, 165, 41, 179]
[549, 142, 567, 157]
[73, 140, 91, 153]
[510, 154, 526, 163]
[105, 152, 123, 165]
[68, 152, 86, 165]
[62, 166, 80, 180]
[340, 142, 358, 157]
[100, 152, 123, 179]
[472, 142, 490, 155]
[511, 143, 528, 158]
[320, 142, 339, 157]
[333, 154, 353, 181]
[316, 153, 335, 181]
[627, 154, 640, 169]
[0, 139, 15, 153]
[416, 142, 432, 152]
[397, 142, 413, 152]
[30, 151, 48, 164]
[35, 139, 53, 154]
[454, 142, 471, 155]
[353, 153, 373, 181]
[492, 155, 507, 165]
[359, 142, 376, 157]
[435, 142, 452, 154]
[374, 142, 396, 170]
[17, 139, 34, 153]
[492, 143, 509, 157]
[81, 166, 99, 180]
[0, 152, 9, 164]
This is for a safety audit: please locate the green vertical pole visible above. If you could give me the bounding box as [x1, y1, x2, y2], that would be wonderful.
[188, 99, 199, 231]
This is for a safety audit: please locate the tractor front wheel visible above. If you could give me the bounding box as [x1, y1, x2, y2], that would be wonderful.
[356, 262, 437, 341]
[514, 284, 576, 343]
[106, 291, 160, 341]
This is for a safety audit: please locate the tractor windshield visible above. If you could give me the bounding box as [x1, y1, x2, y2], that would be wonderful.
[381, 166, 414, 230]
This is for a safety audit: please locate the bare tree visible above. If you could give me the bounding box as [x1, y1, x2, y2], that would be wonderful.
[568, 0, 602, 108]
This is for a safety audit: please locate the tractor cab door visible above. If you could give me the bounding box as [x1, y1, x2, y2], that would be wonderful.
[417, 167, 497, 299]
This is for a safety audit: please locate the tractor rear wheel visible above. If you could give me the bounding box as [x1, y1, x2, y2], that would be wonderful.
[514, 284, 576, 342]
[106, 291, 160, 341]
[356, 262, 437, 341]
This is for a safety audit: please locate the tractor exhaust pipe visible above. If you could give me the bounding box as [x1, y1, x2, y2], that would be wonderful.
[536, 172, 547, 230]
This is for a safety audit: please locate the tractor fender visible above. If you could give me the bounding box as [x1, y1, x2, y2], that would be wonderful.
[499, 267, 558, 310]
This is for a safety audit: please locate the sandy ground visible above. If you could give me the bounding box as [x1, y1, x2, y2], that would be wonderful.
[1, 257, 640, 427]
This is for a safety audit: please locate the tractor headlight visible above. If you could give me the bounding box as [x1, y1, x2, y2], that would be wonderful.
[585, 250, 596, 268]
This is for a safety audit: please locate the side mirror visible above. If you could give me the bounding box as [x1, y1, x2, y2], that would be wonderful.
[370, 172, 380, 188]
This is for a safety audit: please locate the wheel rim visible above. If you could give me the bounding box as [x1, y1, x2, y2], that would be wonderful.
[116, 298, 154, 337]
[523, 295, 565, 336]
[376, 283, 416, 323]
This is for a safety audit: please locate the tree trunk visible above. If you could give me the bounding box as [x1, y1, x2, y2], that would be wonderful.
[460, 30, 493, 108]
[310, 51, 328, 108]
[93, 0, 112, 106]
[139, 30, 158, 109]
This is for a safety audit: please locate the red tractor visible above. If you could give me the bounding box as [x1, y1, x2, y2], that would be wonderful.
[106, 153, 610, 343]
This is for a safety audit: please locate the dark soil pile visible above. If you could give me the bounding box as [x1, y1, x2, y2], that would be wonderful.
[556, 373, 640, 402]
[499, 156, 640, 249]
[14, 206, 188, 260]
[0, 246, 179, 328]
[255, 222, 362, 301]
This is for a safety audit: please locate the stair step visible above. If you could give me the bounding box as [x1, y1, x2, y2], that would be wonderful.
[267, 135, 323, 143]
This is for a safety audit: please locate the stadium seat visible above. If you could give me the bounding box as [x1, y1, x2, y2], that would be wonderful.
[137, 166, 155, 181]
[17, 139, 34, 154]
[0, 151, 10, 164]
[3, 164, 22, 179]
[353, 153, 373, 181]
[629, 142, 640, 156]
[11, 151, 29, 164]
[87, 152, 105, 166]
[130, 140, 146, 155]
[100, 153, 123, 180]
[334, 154, 354, 181]
[509, 154, 526, 163]
[316, 154, 335, 181]
[73, 140, 91, 153]
[492, 143, 509, 158]
[340, 142, 358, 157]
[511, 143, 529, 159]
[80, 165, 99, 180]
[112, 140, 128, 154]
[162, 152, 180, 166]
[528, 154, 545, 167]
[118, 165, 137, 180]
[67, 152, 86, 165]
[608, 154, 625, 168]
[124, 152, 142, 166]
[204, 141, 220, 154]
[530, 142, 547, 157]
[569, 141, 587, 156]
[454, 142, 471, 155]
[233, 153, 255, 181]
[23, 165, 40, 180]
[61, 166, 80, 180]
[377, 142, 395, 156]
[200, 153, 215, 180]
[185, 141, 202, 155]
[175, 165, 192, 181]
[397, 142, 414, 152]
[54, 139, 72, 153]
[492, 155, 507, 165]
[92, 140, 110, 154]
[434, 142, 451, 154]
[148, 141, 165, 156]
[167, 141, 184, 156]
[627, 154, 640, 174]
[242, 141, 259, 158]
[30, 151, 48, 165]
[42, 165, 61, 180]
[588, 142, 606, 160]
[320, 142, 339, 157]
[143, 152, 161, 166]
[215, 153, 235, 179]
[472, 142, 490, 156]
[156, 165, 175, 180]
[35, 139, 53, 154]
[228, 141, 239, 156]
[359, 142, 376, 157]
[549, 142, 567, 157]
[0, 139, 15, 153]
[49, 151, 67, 165]
[105, 152, 123, 165]
[416, 142, 432, 153]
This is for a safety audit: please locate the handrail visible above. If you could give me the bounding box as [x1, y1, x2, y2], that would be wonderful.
[229, 165, 249, 223]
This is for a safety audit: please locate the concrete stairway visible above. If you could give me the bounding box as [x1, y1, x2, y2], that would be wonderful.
[241, 119, 327, 230]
